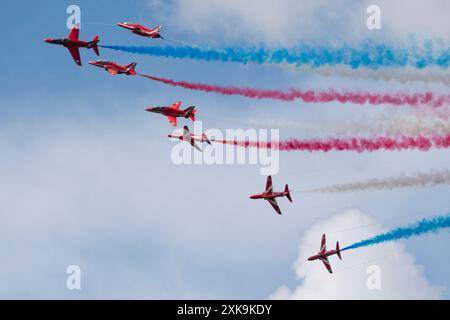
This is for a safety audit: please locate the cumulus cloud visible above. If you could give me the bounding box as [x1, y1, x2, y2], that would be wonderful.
[270, 210, 442, 299]
[166, 0, 450, 45]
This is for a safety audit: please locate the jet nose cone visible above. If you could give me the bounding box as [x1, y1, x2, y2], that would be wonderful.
[307, 256, 313, 261]
[144, 107, 153, 112]
[44, 38, 52, 43]
[88, 61, 95, 65]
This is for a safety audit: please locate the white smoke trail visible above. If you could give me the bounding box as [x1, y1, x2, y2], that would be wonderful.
[304, 170, 450, 193]
[278, 64, 450, 86]
[244, 111, 450, 137]
[164, 38, 205, 49]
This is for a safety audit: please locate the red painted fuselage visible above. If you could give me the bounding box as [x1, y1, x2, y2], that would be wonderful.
[307, 249, 340, 261]
[146, 107, 188, 118]
[45, 37, 92, 48]
[117, 22, 163, 39]
[88, 60, 137, 76]
[249, 191, 289, 200]
[144, 102, 197, 127]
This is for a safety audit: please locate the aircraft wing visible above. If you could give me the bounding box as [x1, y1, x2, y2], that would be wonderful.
[167, 116, 177, 126]
[67, 25, 80, 41]
[169, 101, 181, 110]
[107, 68, 119, 75]
[265, 175, 273, 194]
[182, 126, 192, 141]
[67, 46, 81, 66]
[320, 256, 333, 274]
[267, 198, 282, 215]
[191, 140, 202, 152]
[320, 234, 327, 253]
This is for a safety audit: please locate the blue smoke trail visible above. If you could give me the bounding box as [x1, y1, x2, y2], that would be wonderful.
[100, 43, 450, 69]
[342, 214, 450, 251]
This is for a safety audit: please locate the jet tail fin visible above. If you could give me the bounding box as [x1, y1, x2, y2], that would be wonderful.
[126, 62, 137, 75]
[204, 135, 212, 145]
[126, 62, 137, 70]
[184, 106, 197, 122]
[90, 36, 100, 56]
[285, 184, 293, 202]
[336, 242, 342, 260]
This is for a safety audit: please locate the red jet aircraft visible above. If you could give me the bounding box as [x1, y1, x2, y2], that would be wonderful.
[307, 234, 342, 274]
[249, 176, 292, 215]
[117, 22, 163, 39]
[144, 102, 197, 127]
[168, 126, 211, 151]
[44, 24, 99, 66]
[88, 60, 137, 76]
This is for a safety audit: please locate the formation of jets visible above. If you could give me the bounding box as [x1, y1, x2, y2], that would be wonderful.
[44, 22, 161, 66]
[44, 20, 344, 275]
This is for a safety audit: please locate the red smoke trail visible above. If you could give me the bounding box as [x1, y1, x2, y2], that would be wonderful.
[213, 135, 450, 152]
[139, 74, 450, 108]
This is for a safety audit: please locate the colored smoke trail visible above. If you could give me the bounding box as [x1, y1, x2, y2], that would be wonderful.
[100, 44, 450, 69]
[213, 134, 450, 152]
[139, 74, 450, 107]
[304, 170, 450, 193]
[342, 214, 450, 251]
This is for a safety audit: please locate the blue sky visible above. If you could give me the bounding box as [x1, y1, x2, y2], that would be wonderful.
[0, 0, 449, 299]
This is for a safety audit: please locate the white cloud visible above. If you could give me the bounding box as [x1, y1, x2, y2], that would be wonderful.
[169, 0, 352, 45]
[377, 0, 450, 40]
[166, 0, 450, 45]
[270, 209, 442, 299]
[0, 107, 311, 298]
[2, 94, 450, 298]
